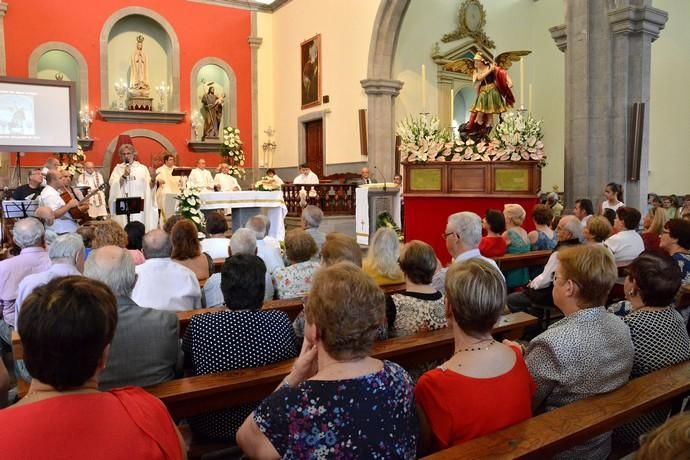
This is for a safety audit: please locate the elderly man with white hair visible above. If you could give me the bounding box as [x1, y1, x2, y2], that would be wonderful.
[204, 228, 275, 306]
[506, 214, 583, 314]
[432, 211, 502, 294]
[0, 218, 51, 348]
[85, 245, 179, 390]
[246, 215, 284, 275]
[301, 205, 326, 253]
[77, 161, 108, 219]
[15, 233, 85, 328]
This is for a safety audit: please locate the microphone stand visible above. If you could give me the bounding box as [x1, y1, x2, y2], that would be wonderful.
[373, 166, 387, 192]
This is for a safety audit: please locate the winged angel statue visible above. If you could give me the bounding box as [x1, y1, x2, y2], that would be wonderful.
[445, 50, 530, 140]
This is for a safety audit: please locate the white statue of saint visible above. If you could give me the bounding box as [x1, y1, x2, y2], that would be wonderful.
[129, 35, 150, 97]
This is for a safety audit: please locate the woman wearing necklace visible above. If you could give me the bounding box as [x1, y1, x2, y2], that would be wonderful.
[0, 276, 186, 459]
[237, 262, 417, 459]
[524, 245, 634, 459]
[414, 259, 534, 455]
[613, 251, 690, 448]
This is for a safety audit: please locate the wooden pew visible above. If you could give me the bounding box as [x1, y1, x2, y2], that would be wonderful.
[148, 312, 537, 419]
[423, 360, 690, 459]
[493, 250, 552, 271]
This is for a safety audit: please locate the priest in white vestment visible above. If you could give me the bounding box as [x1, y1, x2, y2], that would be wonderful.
[214, 163, 241, 191]
[155, 153, 180, 220]
[108, 142, 158, 231]
[76, 162, 108, 218]
[187, 158, 214, 191]
[293, 163, 319, 184]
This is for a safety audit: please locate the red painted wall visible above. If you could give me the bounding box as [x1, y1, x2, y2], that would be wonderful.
[4, 0, 252, 170]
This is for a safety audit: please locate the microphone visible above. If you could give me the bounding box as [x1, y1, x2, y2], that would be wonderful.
[373, 166, 387, 192]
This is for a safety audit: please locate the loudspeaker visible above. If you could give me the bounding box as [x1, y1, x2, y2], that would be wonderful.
[358, 109, 368, 156]
[628, 102, 644, 182]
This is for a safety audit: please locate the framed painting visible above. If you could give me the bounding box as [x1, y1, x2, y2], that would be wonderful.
[300, 34, 321, 109]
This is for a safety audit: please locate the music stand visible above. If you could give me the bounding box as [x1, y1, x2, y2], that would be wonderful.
[1, 199, 39, 245]
[114, 197, 143, 224]
[172, 167, 192, 190]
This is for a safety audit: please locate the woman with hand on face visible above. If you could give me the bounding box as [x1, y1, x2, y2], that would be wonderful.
[237, 262, 417, 459]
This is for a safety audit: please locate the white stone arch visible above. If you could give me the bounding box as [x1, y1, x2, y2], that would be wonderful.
[361, 0, 410, 179]
[28, 41, 89, 109]
[99, 7, 181, 110]
[190, 57, 238, 134]
[102, 129, 176, 178]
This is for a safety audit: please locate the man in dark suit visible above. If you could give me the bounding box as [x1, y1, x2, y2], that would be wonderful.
[358, 167, 375, 185]
[84, 245, 180, 390]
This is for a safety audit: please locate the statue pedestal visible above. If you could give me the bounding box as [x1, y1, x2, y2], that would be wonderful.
[127, 96, 153, 111]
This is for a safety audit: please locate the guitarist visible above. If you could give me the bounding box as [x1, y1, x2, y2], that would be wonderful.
[77, 162, 108, 219]
[38, 171, 79, 234]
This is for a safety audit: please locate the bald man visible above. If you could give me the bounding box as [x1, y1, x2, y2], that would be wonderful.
[187, 158, 214, 191]
[77, 161, 108, 218]
[85, 245, 179, 389]
[38, 171, 78, 234]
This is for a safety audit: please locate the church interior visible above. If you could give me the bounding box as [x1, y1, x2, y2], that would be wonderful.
[0, 0, 689, 458]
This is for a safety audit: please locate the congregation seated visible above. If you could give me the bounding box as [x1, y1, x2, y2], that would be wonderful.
[612, 251, 690, 448]
[604, 206, 644, 265]
[661, 195, 678, 220]
[637, 412, 690, 459]
[320, 232, 362, 267]
[301, 205, 326, 254]
[362, 227, 405, 286]
[603, 207, 617, 227]
[132, 229, 202, 311]
[523, 244, 634, 459]
[237, 262, 417, 458]
[528, 204, 557, 250]
[91, 219, 145, 266]
[416, 259, 534, 455]
[171, 219, 211, 283]
[272, 229, 319, 299]
[583, 215, 612, 245]
[507, 215, 582, 313]
[203, 228, 274, 306]
[246, 215, 284, 275]
[85, 246, 180, 390]
[502, 204, 531, 289]
[432, 211, 502, 294]
[478, 208, 506, 257]
[124, 221, 146, 265]
[386, 240, 446, 337]
[182, 254, 297, 442]
[641, 206, 668, 251]
[574, 198, 594, 230]
[200, 211, 230, 260]
[0, 276, 186, 459]
[660, 219, 690, 286]
[0, 217, 51, 350]
[163, 214, 184, 234]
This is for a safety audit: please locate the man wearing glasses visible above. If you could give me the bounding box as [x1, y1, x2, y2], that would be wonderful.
[12, 169, 44, 200]
[432, 211, 503, 293]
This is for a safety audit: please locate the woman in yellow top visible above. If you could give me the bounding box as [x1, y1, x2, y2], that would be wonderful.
[363, 227, 405, 286]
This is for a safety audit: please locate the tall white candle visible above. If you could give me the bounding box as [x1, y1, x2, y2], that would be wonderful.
[520, 58, 525, 109]
[421, 64, 427, 111]
[528, 84, 533, 112]
[450, 87, 454, 122]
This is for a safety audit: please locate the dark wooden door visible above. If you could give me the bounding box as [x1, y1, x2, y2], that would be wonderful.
[304, 119, 323, 178]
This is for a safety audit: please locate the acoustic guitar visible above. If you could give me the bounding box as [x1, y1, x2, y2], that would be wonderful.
[60, 183, 107, 223]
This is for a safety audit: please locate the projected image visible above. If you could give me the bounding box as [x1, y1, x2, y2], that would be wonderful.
[0, 93, 36, 136]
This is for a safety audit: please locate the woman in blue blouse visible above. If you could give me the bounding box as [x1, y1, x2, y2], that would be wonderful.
[237, 262, 417, 459]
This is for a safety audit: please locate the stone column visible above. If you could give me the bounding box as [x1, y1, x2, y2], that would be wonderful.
[248, 9, 263, 186]
[0, 2, 9, 185]
[550, 1, 666, 211]
[360, 78, 403, 183]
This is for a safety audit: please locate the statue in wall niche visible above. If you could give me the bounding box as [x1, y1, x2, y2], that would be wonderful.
[129, 35, 150, 97]
[201, 84, 223, 140]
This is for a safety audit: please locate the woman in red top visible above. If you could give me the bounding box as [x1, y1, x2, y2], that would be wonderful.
[641, 206, 668, 251]
[0, 276, 186, 460]
[479, 209, 507, 257]
[415, 259, 535, 454]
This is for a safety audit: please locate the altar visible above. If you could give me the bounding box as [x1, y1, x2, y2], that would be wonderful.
[164, 190, 288, 240]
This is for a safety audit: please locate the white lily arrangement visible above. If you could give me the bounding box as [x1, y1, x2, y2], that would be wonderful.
[220, 126, 246, 179]
[57, 144, 87, 175]
[176, 187, 205, 231]
[398, 112, 546, 165]
[254, 176, 282, 191]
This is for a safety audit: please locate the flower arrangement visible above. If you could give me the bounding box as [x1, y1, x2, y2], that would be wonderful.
[397, 112, 545, 166]
[376, 211, 403, 242]
[220, 126, 246, 179]
[254, 176, 282, 191]
[57, 145, 86, 176]
[176, 187, 205, 231]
